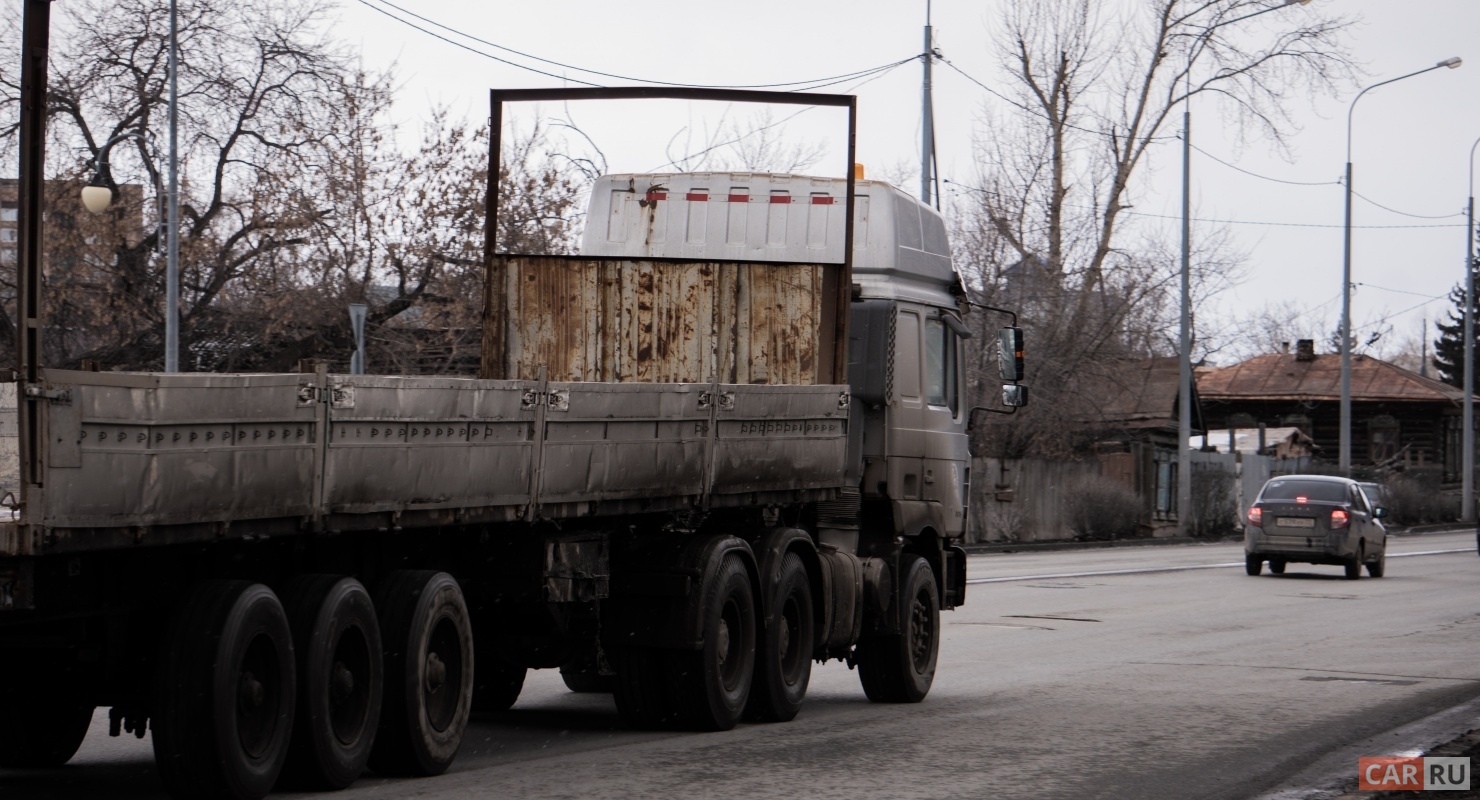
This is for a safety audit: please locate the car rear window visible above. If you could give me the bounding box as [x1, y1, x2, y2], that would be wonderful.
[1260, 480, 1348, 503]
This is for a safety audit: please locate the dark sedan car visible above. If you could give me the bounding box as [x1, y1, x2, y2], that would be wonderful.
[1244, 475, 1387, 579]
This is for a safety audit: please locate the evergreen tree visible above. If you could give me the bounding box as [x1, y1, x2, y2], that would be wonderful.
[1434, 255, 1480, 388]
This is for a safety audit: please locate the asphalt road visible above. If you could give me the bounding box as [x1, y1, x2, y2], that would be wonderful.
[4, 532, 1476, 800]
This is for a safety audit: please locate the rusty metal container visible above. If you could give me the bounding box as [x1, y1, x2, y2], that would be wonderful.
[482, 255, 838, 385]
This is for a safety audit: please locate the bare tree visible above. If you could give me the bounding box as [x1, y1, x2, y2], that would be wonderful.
[0, 0, 584, 373]
[956, 0, 1355, 457]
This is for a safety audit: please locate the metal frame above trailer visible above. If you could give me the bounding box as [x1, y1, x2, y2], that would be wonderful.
[482, 87, 859, 386]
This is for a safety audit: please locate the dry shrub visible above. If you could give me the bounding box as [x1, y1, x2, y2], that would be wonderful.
[1190, 467, 1239, 539]
[1061, 476, 1142, 541]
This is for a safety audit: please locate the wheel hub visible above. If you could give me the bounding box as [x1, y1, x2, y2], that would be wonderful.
[425, 652, 447, 695]
[330, 661, 355, 703]
[777, 616, 791, 662]
[715, 619, 731, 668]
[238, 671, 265, 711]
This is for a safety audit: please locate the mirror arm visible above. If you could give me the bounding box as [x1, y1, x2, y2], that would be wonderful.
[964, 300, 1017, 327]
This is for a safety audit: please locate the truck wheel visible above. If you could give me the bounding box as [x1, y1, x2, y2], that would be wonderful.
[470, 646, 526, 713]
[671, 552, 757, 731]
[856, 554, 938, 704]
[0, 671, 93, 768]
[369, 571, 473, 777]
[152, 581, 295, 800]
[612, 646, 677, 729]
[560, 669, 616, 693]
[281, 576, 382, 790]
[744, 552, 813, 722]
[1244, 555, 1262, 576]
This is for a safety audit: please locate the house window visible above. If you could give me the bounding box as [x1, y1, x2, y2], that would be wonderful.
[1, 201, 16, 223]
[1368, 414, 1399, 464]
[0, 228, 16, 243]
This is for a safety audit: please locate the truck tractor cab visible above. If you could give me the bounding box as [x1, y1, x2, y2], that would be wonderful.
[581, 171, 991, 555]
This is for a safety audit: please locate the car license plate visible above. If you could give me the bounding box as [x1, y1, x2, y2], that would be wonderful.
[1278, 517, 1316, 528]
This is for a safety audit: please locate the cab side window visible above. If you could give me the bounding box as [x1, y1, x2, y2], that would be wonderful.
[923, 317, 958, 413]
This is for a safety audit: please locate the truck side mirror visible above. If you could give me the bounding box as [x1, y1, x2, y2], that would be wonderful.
[998, 327, 1024, 381]
[1002, 384, 1028, 408]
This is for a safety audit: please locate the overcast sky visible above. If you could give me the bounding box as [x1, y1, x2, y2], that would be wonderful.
[337, 0, 1480, 364]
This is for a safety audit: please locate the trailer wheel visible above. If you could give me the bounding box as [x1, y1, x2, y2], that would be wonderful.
[152, 581, 295, 800]
[369, 571, 473, 777]
[671, 552, 756, 731]
[855, 554, 938, 703]
[744, 552, 813, 722]
[0, 670, 93, 768]
[281, 576, 382, 790]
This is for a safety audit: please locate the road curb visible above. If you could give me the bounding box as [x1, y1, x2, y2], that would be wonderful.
[964, 525, 1474, 556]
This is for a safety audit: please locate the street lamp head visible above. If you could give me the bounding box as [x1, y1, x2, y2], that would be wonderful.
[1440, 57, 1463, 69]
[80, 182, 112, 214]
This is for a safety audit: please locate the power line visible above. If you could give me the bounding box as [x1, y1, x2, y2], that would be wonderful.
[943, 180, 1465, 229]
[1187, 142, 1337, 187]
[936, 56, 1177, 143]
[358, 0, 917, 91]
[1347, 188, 1465, 221]
[1355, 281, 1449, 299]
[645, 62, 907, 171]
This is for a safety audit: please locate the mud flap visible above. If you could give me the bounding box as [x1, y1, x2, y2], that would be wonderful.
[943, 545, 967, 609]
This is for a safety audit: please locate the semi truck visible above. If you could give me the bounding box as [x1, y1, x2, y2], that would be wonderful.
[0, 87, 1025, 799]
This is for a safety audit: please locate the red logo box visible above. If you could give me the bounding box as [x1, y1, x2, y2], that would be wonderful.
[1359, 757, 1423, 791]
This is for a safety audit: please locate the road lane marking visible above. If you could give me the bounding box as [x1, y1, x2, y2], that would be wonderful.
[966, 548, 1473, 584]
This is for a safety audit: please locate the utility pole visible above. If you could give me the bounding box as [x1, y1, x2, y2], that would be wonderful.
[920, 0, 935, 207]
[166, 0, 180, 372]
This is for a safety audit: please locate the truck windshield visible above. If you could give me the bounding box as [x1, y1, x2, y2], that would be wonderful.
[1260, 480, 1348, 503]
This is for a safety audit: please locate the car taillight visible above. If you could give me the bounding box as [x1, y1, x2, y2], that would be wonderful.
[1330, 509, 1349, 529]
[1248, 506, 1262, 527]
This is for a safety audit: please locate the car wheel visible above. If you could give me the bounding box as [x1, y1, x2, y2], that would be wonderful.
[1366, 548, 1386, 578]
[1268, 559, 1286, 575]
[1244, 554, 1262, 576]
[1344, 544, 1364, 580]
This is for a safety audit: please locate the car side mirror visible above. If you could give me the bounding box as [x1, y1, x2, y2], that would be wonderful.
[1372, 506, 1387, 519]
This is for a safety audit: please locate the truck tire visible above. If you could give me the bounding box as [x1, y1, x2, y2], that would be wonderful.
[152, 581, 296, 800]
[281, 575, 382, 790]
[855, 554, 938, 704]
[369, 571, 473, 777]
[744, 552, 813, 722]
[470, 648, 526, 713]
[670, 552, 756, 731]
[612, 645, 676, 729]
[0, 670, 93, 768]
[561, 669, 616, 693]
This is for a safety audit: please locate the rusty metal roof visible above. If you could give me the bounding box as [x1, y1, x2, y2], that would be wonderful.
[1197, 353, 1464, 404]
[1088, 356, 1204, 430]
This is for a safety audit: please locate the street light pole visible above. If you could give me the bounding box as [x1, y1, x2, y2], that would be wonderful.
[1464, 136, 1479, 522]
[1339, 58, 1463, 474]
[166, 0, 180, 372]
[1177, 0, 1307, 534]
